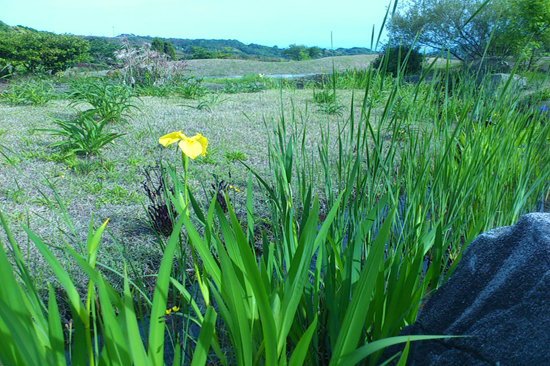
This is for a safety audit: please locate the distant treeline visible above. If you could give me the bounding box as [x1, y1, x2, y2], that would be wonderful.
[0, 19, 375, 74]
[88, 35, 375, 61]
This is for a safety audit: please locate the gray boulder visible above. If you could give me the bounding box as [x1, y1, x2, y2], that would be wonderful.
[386, 213, 550, 366]
[490, 73, 527, 90]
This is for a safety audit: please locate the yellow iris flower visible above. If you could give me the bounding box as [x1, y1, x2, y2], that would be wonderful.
[159, 131, 208, 159]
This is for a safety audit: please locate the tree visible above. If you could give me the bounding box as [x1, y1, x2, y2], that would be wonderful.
[283, 44, 312, 61]
[163, 40, 177, 60]
[190, 46, 217, 59]
[372, 44, 424, 75]
[151, 37, 164, 53]
[388, 0, 522, 60]
[308, 46, 322, 59]
[88, 38, 121, 65]
[509, 0, 550, 67]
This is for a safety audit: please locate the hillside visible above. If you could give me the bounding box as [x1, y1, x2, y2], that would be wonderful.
[94, 34, 375, 61]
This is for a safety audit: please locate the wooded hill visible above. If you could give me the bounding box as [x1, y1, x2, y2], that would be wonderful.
[0, 20, 374, 62]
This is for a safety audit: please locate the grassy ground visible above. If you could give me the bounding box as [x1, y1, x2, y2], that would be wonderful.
[0, 87, 369, 292]
[183, 54, 377, 77]
[3, 55, 550, 364]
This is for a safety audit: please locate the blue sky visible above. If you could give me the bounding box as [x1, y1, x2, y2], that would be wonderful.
[1, 0, 391, 49]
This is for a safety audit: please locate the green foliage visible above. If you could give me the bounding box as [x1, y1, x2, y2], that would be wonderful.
[508, 0, 550, 67]
[224, 150, 247, 161]
[87, 37, 121, 65]
[389, 0, 509, 59]
[176, 77, 210, 99]
[189, 46, 229, 59]
[372, 44, 424, 76]
[183, 93, 228, 112]
[40, 110, 124, 157]
[316, 100, 345, 115]
[164, 40, 177, 60]
[151, 37, 164, 53]
[67, 78, 138, 123]
[223, 80, 266, 94]
[313, 88, 335, 104]
[283, 44, 322, 60]
[0, 79, 54, 106]
[0, 31, 89, 73]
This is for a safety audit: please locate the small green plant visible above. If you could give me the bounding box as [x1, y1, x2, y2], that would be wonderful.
[175, 76, 209, 99]
[183, 93, 228, 112]
[313, 88, 335, 104]
[97, 183, 141, 205]
[0, 80, 54, 106]
[40, 110, 124, 157]
[224, 150, 247, 162]
[223, 81, 266, 94]
[134, 83, 174, 97]
[67, 79, 138, 123]
[4, 184, 26, 204]
[317, 100, 345, 116]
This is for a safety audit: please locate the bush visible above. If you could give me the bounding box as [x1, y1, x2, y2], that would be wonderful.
[0, 31, 89, 73]
[372, 44, 424, 76]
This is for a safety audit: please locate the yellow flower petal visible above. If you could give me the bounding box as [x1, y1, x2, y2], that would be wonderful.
[190, 133, 208, 157]
[172, 306, 180, 312]
[159, 131, 185, 147]
[178, 138, 204, 159]
[165, 309, 172, 315]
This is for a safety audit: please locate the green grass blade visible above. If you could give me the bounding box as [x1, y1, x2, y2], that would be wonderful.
[147, 213, 187, 366]
[329, 208, 395, 365]
[338, 335, 454, 366]
[190, 306, 217, 366]
[287, 315, 317, 366]
[47, 285, 66, 366]
[123, 273, 149, 364]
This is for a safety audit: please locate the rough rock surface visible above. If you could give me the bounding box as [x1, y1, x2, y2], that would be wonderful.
[489, 73, 527, 89]
[385, 213, 550, 366]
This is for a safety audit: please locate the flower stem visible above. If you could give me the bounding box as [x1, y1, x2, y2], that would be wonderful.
[182, 152, 189, 216]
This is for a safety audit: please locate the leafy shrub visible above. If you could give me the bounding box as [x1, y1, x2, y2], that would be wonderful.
[67, 79, 138, 123]
[41, 110, 124, 157]
[0, 79, 54, 106]
[0, 31, 89, 73]
[372, 44, 424, 76]
[188, 46, 230, 59]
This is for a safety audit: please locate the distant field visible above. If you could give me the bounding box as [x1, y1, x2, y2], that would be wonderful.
[183, 54, 377, 78]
